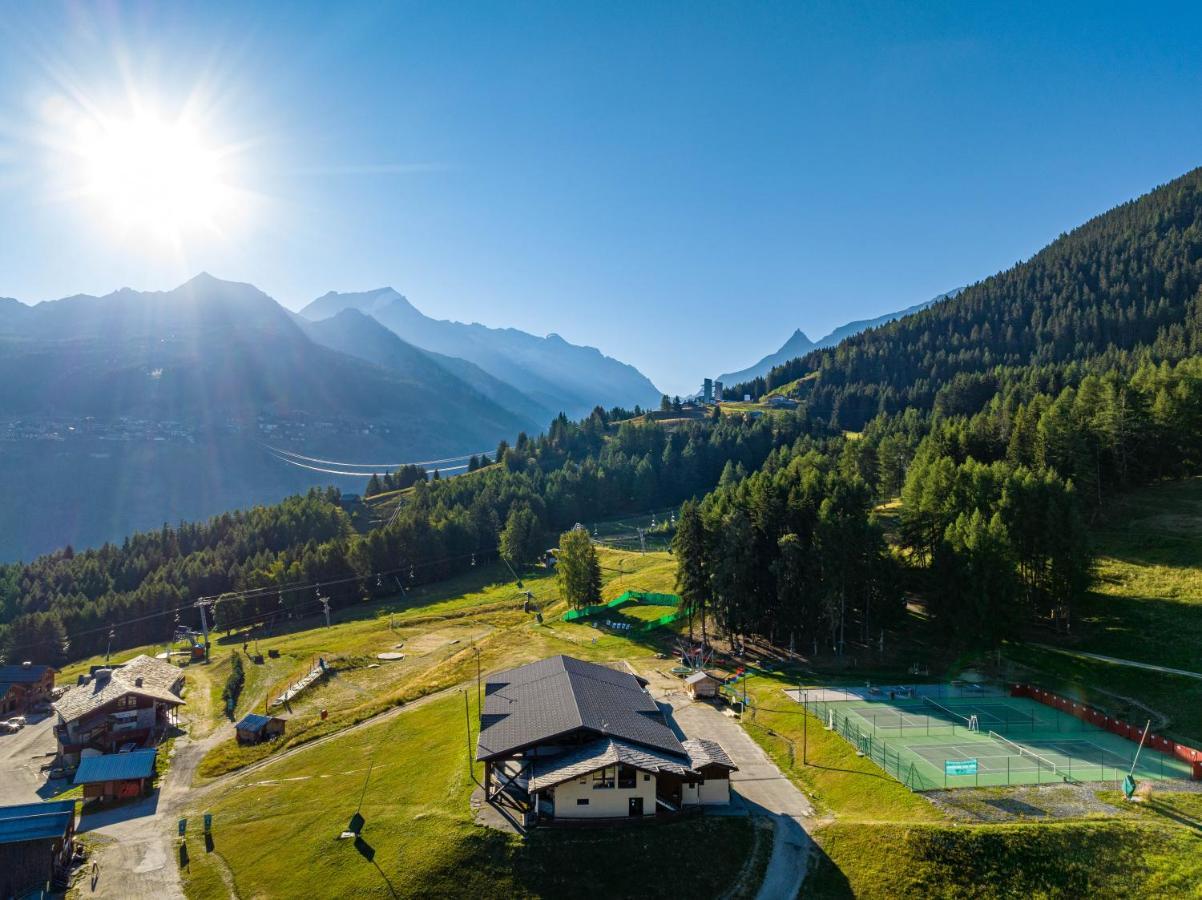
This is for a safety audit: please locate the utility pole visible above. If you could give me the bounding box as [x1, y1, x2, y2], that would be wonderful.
[473, 645, 482, 712]
[463, 691, 481, 787]
[802, 687, 808, 766]
[197, 600, 212, 662]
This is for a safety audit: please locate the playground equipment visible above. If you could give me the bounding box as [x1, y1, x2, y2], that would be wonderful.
[560, 590, 682, 632]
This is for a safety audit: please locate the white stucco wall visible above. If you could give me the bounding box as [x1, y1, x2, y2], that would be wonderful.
[699, 776, 730, 805]
[551, 769, 656, 818]
[681, 781, 699, 806]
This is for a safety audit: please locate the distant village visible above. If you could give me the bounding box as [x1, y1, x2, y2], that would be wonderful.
[0, 415, 398, 446]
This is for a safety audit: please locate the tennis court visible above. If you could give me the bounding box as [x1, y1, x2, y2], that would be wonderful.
[791, 685, 1197, 790]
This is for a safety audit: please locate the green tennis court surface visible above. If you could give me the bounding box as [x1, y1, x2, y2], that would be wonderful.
[796, 687, 1196, 790]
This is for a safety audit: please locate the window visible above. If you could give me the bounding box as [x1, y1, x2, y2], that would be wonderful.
[576, 798, 590, 806]
[617, 765, 637, 789]
[592, 766, 615, 789]
[644, 774, 651, 782]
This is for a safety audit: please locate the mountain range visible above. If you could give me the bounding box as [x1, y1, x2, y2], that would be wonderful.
[300, 288, 662, 420]
[0, 274, 660, 560]
[716, 289, 963, 386]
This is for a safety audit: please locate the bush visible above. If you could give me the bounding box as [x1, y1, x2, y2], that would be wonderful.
[222, 652, 245, 719]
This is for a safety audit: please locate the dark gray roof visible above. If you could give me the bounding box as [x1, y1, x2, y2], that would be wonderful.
[0, 800, 74, 844]
[54, 659, 184, 725]
[683, 738, 737, 771]
[0, 664, 54, 684]
[476, 655, 684, 761]
[74, 749, 157, 784]
[236, 713, 276, 732]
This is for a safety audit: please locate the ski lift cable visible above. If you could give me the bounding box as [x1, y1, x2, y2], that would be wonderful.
[268, 453, 469, 478]
[2, 546, 498, 656]
[263, 443, 492, 469]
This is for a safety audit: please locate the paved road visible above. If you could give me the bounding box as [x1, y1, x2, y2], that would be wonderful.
[1029, 643, 1202, 681]
[0, 713, 61, 805]
[79, 686, 458, 899]
[79, 721, 232, 900]
[660, 690, 815, 900]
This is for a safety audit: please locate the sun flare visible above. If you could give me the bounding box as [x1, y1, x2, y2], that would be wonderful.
[75, 113, 234, 235]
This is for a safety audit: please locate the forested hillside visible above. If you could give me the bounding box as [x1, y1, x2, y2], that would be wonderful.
[727, 168, 1202, 426]
[0, 407, 790, 664]
[9, 169, 1202, 668]
[679, 169, 1202, 652]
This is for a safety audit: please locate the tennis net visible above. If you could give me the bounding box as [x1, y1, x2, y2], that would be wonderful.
[922, 695, 972, 727]
[989, 730, 1058, 773]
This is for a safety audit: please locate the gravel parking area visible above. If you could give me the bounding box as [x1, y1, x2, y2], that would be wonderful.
[0, 712, 62, 805]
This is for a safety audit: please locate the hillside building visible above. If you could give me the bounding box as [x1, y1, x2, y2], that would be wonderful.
[0, 800, 75, 898]
[476, 655, 736, 823]
[73, 749, 158, 803]
[236, 713, 286, 744]
[0, 662, 57, 716]
[52, 655, 184, 765]
[684, 671, 722, 700]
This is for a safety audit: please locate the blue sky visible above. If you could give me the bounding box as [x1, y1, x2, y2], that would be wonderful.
[1, 2, 1201, 396]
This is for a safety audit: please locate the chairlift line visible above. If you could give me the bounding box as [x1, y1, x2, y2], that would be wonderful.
[263, 443, 491, 469]
[267, 452, 470, 478]
[3, 546, 497, 656]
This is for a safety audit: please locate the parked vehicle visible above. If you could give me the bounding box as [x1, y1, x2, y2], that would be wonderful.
[0, 721, 15, 735]
[7, 715, 27, 728]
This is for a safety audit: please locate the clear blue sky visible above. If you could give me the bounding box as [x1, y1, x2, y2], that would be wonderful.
[1, 2, 1201, 396]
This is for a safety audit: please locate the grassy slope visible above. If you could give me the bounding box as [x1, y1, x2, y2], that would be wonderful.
[1006, 477, 1202, 743]
[197, 548, 683, 777]
[720, 478, 1202, 895]
[86, 484, 1202, 898]
[181, 668, 753, 899]
[807, 819, 1202, 899]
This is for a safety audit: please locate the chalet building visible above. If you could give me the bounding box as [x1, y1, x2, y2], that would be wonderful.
[684, 671, 721, 700]
[73, 749, 157, 803]
[0, 800, 75, 898]
[236, 713, 286, 744]
[53, 655, 185, 765]
[476, 655, 736, 822]
[0, 662, 58, 716]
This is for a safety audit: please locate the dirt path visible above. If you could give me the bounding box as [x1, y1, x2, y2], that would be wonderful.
[650, 678, 816, 900]
[1029, 643, 1202, 681]
[77, 720, 232, 900]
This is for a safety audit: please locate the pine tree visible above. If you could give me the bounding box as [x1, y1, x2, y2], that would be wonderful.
[673, 501, 708, 642]
[557, 528, 601, 609]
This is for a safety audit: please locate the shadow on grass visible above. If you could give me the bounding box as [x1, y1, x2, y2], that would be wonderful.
[798, 832, 853, 898]
[1144, 799, 1202, 832]
[354, 836, 400, 899]
[804, 762, 897, 782]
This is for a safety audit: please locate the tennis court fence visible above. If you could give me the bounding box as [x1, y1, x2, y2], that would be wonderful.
[809, 697, 1189, 791]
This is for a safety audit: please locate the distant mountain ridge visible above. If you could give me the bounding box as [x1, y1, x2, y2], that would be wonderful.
[297, 308, 548, 432]
[717, 289, 962, 386]
[0, 274, 540, 560]
[300, 288, 662, 419]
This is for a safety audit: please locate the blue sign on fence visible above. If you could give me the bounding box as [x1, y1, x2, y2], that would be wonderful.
[945, 758, 978, 776]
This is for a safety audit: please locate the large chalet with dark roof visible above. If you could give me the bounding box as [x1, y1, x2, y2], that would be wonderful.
[52, 655, 184, 764]
[0, 662, 57, 716]
[476, 655, 735, 822]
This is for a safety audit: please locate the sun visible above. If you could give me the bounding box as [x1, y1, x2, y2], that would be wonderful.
[75, 112, 235, 235]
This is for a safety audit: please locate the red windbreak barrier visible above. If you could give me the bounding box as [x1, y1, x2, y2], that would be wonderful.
[1010, 683, 1202, 779]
